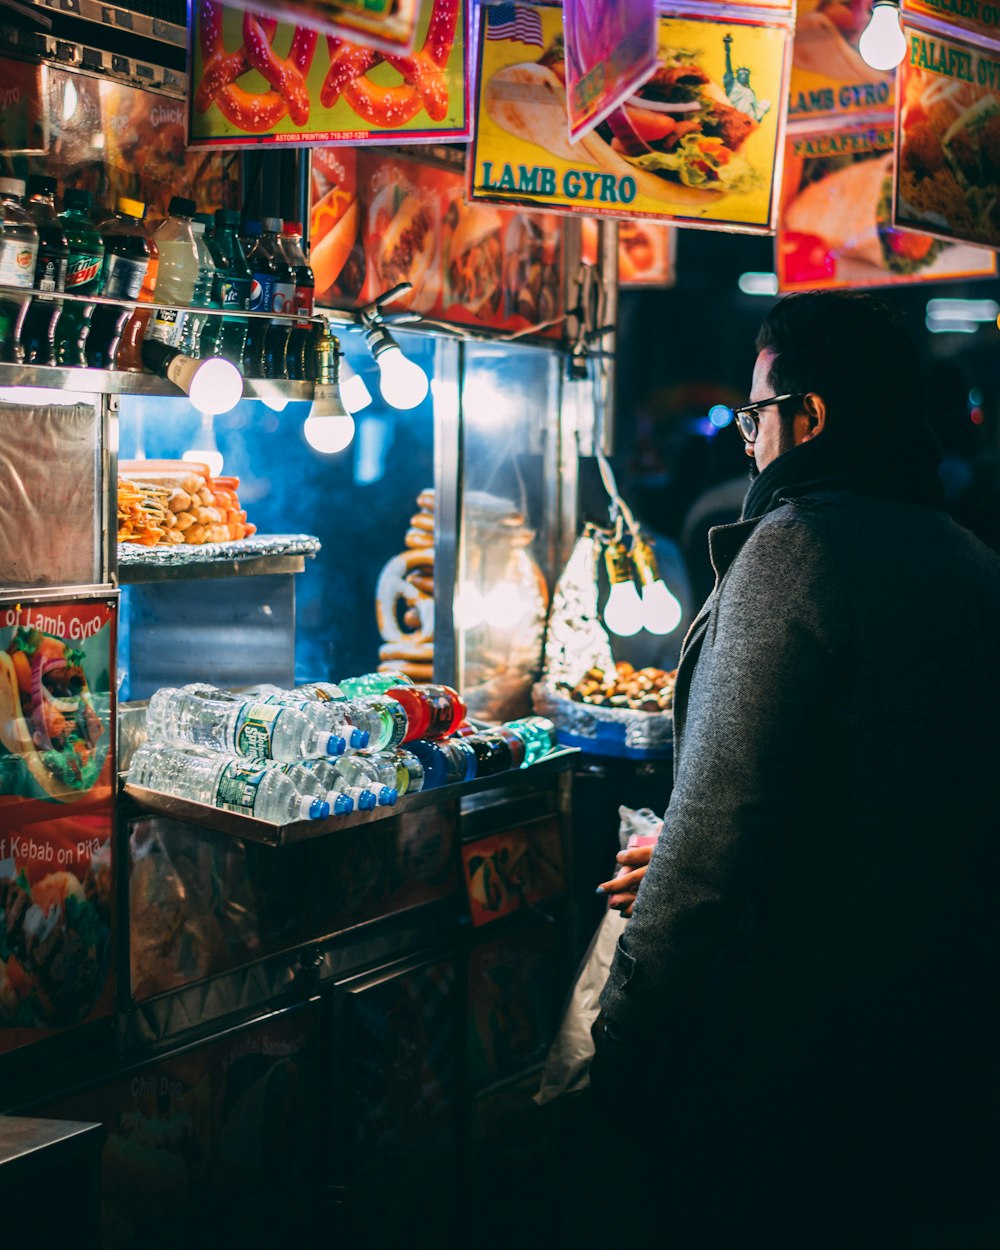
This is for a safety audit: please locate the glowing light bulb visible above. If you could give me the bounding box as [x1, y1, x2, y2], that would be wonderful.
[341, 356, 373, 413]
[603, 579, 645, 637]
[187, 356, 244, 416]
[858, 2, 906, 70]
[303, 411, 355, 454]
[642, 579, 683, 635]
[376, 344, 429, 410]
[484, 582, 527, 630]
[454, 581, 486, 630]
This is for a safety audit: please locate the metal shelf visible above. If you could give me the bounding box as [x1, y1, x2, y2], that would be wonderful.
[0, 362, 314, 401]
[20, 0, 186, 47]
[124, 748, 579, 847]
[119, 552, 308, 583]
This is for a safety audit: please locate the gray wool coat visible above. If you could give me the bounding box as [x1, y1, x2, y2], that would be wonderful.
[597, 485, 1000, 1223]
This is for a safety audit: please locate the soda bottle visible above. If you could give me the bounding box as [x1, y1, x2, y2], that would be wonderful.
[408, 738, 477, 789]
[179, 218, 219, 359]
[262, 217, 295, 379]
[53, 188, 105, 368]
[460, 730, 516, 778]
[209, 209, 251, 371]
[86, 197, 151, 368]
[130, 742, 330, 822]
[281, 220, 314, 380]
[145, 195, 198, 348]
[393, 747, 425, 794]
[0, 177, 40, 363]
[20, 175, 68, 365]
[243, 220, 274, 378]
[387, 684, 467, 743]
[504, 716, 556, 766]
[115, 206, 160, 372]
[337, 671, 414, 698]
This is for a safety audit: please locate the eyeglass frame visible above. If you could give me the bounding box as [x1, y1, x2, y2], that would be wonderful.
[732, 393, 805, 444]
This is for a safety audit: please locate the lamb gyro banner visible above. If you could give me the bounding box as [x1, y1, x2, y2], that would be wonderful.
[0, 596, 115, 1051]
[470, 4, 792, 232]
[894, 24, 1000, 250]
[187, 0, 468, 147]
[789, 0, 895, 122]
[778, 121, 995, 288]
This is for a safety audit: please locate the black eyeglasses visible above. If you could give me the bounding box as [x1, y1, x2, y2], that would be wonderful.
[732, 393, 804, 444]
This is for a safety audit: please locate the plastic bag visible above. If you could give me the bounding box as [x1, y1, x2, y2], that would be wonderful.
[535, 806, 663, 1105]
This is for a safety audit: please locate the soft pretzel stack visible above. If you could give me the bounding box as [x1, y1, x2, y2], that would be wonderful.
[374, 488, 436, 680]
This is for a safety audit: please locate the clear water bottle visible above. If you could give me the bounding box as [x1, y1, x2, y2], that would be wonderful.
[178, 220, 219, 358]
[146, 686, 343, 762]
[295, 680, 346, 700]
[348, 695, 408, 751]
[145, 195, 199, 347]
[278, 760, 354, 815]
[288, 757, 377, 811]
[330, 755, 397, 806]
[337, 671, 414, 698]
[504, 716, 556, 766]
[129, 741, 330, 821]
[0, 176, 40, 362]
[245, 685, 362, 750]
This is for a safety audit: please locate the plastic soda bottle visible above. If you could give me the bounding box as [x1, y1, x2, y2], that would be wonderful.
[280, 220, 314, 380]
[337, 671, 414, 698]
[86, 197, 151, 368]
[130, 741, 329, 821]
[461, 730, 516, 777]
[262, 216, 295, 379]
[179, 218, 219, 358]
[243, 220, 274, 378]
[0, 177, 40, 362]
[20, 175, 68, 364]
[504, 716, 556, 766]
[408, 738, 477, 789]
[209, 209, 251, 370]
[53, 188, 105, 368]
[115, 206, 160, 371]
[145, 195, 199, 348]
[387, 684, 467, 742]
[393, 747, 425, 794]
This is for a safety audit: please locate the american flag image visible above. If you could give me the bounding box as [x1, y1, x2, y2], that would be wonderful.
[486, 2, 544, 46]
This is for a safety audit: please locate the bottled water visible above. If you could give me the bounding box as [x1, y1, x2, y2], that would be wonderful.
[330, 755, 397, 806]
[146, 687, 344, 762]
[145, 196, 199, 347]
[279, 759, 357, 815]
[392, 748, 424, 795]
[348, 696, 407, 751]
[353, 751, 401, 801]
[245, 684, 364, 749]
[129, 742, 329, 821]
[288, 757, 377, 811]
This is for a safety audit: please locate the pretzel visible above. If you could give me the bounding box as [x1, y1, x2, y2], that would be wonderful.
[320, 0, 459, 126]
[195, 0, 317, 133]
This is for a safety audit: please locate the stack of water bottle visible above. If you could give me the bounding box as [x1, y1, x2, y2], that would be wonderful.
[128, 669, 557, 826]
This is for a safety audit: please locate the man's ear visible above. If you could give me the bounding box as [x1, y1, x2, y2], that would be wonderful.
[798, 392, 827, 442]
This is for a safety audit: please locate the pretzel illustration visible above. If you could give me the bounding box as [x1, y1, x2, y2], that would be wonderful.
[196, 1, 317, 132]
[321, 0, 459, 125]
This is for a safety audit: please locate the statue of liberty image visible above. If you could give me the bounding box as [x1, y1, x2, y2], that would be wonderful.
[723, 33, 771, 123]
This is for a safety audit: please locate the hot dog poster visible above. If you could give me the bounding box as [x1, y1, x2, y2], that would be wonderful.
[894, 24, 1000, 250]
[310, 146, 564, 334]
[778, 121, 996, 288]
[0, 597, 115, 1051]
[580, 216, 677, 286]
[187, 0, 469, 147]
[789, 0, 896, 122]
[470, 5, 792, 232]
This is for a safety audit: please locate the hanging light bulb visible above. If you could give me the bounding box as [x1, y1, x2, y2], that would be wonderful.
[340, 355, 373, 413]
[142, 340, 243, 417]
[483, 581, 529, 630]
[363, 322, 429, 409]
[858, 1, 906, 70]
[303, 320, 355, 455]
[602, 542, 644, 637]
[633, 538, 683, 635]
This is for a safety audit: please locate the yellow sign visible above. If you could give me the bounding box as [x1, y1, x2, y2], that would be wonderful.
[789, 0, 895, 122]
[470, 6, 791, 232]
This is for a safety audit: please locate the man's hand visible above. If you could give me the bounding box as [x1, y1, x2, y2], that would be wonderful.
[597, 844, 654, 917]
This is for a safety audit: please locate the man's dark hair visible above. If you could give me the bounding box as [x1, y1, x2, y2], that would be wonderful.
[755, 292, 921, 441]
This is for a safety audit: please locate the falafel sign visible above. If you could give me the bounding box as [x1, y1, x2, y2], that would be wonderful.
[470, 5, 792, 231]
[778, 121, 995, 288]
[0, 597, 115, 1050]
[894, 24, 1000, 249]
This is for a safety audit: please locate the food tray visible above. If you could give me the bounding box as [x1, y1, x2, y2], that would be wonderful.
[532, 683, 674, 760]
[118, 533, 321, 565]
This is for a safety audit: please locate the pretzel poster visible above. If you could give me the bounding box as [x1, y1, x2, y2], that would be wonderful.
[777, 122, 995, 289]
[471, 5, 792, 232]
[188, 0, 469, 147]
[0, 596, 115, 1053]
[894, 24, 1000, 249]
[220, 0, 423, 54]
[789, 0, 896, 122]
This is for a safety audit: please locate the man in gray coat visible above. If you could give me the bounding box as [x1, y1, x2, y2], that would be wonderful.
[591, 292, 1000, 1249]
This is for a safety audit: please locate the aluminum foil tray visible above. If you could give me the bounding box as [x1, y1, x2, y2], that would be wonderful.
[118, 533, 322, 565]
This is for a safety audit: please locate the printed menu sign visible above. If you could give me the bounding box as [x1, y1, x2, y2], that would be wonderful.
[219, 0, 422, 53]
[188, 0, 468, 147]
[894, 24, 1000, 249]
[471, 4, 791, 232]
[0, 596, 115, 1052]
[563, 0, 658, 142]
[0, 57, 47, 155]
[789, 0, 895, 122]
[581, 216, 676, 286]
[778, 121, 995, 288]
[902, 0, 1000, 45]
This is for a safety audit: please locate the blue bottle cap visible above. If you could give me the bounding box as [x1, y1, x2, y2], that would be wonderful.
[358, 789, 377, 811]
[308, 799, 331, 820]
[326, 734, 347, 756]
[332, 793, 354, 815]
[349, 727, 369, 749]
[377, 786, 398, 806]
